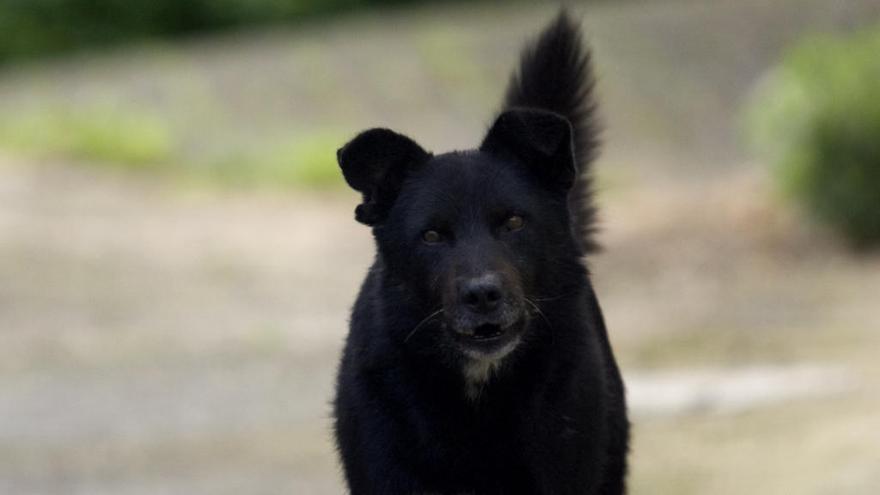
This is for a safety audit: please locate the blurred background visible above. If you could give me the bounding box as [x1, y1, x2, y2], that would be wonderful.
[1, 0, 879, 493]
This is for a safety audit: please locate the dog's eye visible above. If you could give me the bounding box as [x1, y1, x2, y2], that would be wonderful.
[504, 215, 525, 232]
[422, 230, 443, 244]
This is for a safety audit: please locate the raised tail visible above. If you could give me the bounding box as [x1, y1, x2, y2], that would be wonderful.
[503, 10, 600, 252]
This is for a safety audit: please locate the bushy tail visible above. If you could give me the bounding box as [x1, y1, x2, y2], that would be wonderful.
[503, 10, 600, 252]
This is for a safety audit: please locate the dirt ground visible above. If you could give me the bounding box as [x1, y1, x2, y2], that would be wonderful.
[2, 1, 880, 494]
[2, 155, 878, 494]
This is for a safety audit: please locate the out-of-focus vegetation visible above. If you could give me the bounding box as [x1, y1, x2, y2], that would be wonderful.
[0, 105, 173, 169]
[0, 0, 474, 189]
[0, 104, 344, 188]
[0, 0, 464, 63]
[205, 131, 345, 188]
[746, 23, 880, 248]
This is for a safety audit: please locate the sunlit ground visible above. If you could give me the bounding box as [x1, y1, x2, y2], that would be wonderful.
[1, 1, 879, 493]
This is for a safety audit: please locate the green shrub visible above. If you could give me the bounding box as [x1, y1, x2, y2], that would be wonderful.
[746, 24, 880, 248]
[0, 0, 459, 63]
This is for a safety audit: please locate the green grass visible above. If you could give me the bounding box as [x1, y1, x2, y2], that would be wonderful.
[0, 104, 346, 188]
[208, 132, 345, 189]
[0, 105, 173, 169]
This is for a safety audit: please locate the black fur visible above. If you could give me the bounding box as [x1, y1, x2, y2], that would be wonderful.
[504, 12, 601, 253]
[334, 11, 629, 495]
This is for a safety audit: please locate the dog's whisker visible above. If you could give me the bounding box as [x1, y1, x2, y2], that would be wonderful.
[404, 309, 444, 343]
[523, 297, 552, 330]
[530, 292, 576, 302]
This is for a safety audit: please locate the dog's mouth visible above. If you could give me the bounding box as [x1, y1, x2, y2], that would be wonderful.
[471, 323, 505, 341]
[451, 317, 525, 355]
[455, 321, 515, 341]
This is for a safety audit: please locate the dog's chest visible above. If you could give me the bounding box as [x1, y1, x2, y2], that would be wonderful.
[407, 402, 542, 486]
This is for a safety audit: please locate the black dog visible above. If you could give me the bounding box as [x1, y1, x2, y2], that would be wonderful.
[333, 11, 628, 495]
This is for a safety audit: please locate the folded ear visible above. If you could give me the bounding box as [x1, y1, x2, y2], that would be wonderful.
[337, 128, 430, 226]
[480, 108, 576, 190]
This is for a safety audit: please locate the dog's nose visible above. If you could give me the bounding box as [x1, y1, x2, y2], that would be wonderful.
[459, 274, 503, 313]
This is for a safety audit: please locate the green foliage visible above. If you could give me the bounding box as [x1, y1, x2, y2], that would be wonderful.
[206, 132, 345, 189]
[0, 0, 454, 63]
[0, 103, 344, 188]
[746, 24, 880, 248]
[0, 105, 173, 169]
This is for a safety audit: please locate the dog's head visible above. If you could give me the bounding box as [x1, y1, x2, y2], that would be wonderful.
[338, 108, 583, 361]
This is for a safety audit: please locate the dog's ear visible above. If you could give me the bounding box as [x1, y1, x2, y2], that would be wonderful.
[480, 108, 576, 190]
[337, 128, 430, 226]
